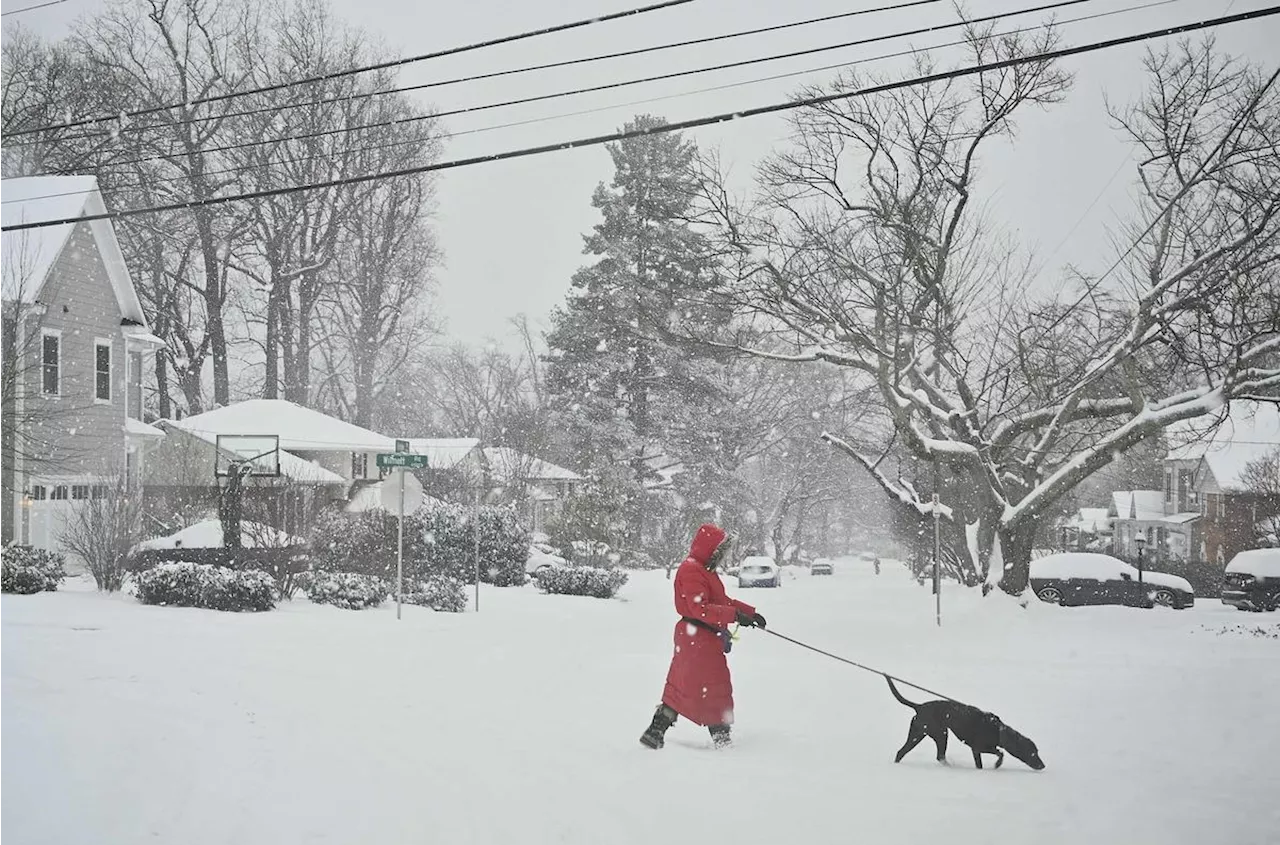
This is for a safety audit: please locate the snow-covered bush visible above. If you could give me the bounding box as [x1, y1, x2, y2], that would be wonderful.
[134, 562, 276, 611]
[1, 546, 67, 594]
[305, 571, 389, 610]
[402, 573, 468, 613]
[473, 505, 530, 587]
[533, 565, 628, 599]
[309, 510, 407, 579]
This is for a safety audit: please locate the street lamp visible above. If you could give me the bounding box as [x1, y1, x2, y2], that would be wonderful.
[1133, 533, 1146, 587]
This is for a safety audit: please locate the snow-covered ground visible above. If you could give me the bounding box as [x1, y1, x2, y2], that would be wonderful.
[4, 560, 1278, 844]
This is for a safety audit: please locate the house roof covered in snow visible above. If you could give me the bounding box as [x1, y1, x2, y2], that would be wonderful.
[1167, 401, 1279, 491]
[2, 175, 148, 325]
[175, 400, 394, 453]
[483, 447, 581, 483]
[401, 438, 481, 471]
[1110, 490, 1165, 521]
[159, 419, 347, 485]
[1070, 507, 1111, 532]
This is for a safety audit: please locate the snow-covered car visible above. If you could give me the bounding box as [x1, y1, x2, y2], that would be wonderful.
[1221, 548, 1280, 612]
[526, 545, 567, 577]
[1030, 553, 1194, 609]
[810, 559, 834, 576]
[737, 556, 782, 588]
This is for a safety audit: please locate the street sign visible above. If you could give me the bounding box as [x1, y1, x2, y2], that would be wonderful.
[376, 452, 429, 469]
[395, 439, 410, 453]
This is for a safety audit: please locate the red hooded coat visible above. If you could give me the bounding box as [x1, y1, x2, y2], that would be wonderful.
[661, 524, 756, 727]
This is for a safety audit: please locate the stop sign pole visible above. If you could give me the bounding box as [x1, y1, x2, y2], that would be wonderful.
[377, 441, 428, 620]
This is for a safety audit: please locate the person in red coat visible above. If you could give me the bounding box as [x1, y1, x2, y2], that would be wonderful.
[639, 523, 767, 750]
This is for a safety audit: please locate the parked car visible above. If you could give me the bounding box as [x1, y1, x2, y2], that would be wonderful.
[810, 559, 834, 576]
[1221, 548, 1280, 612]
[1030, 552, 1194, 609]
[738, 556, 783, 588]
[526, 544, 567, 577]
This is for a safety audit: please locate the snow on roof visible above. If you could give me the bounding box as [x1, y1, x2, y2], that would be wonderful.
[177, 400, 394, 453]
[2, 175, 147, 324]
[159, 419, 346, 485]
[1159, 512, 1200, 525]
[343, 480, 445, 513]
[124, 417, 166, 439]
[483, 447, 581, 482]
[1167, 401, 1279, 491]
[401, 438, 480, 470]
[1070, 507, 1111, 532]
[1110, 490, 1165, 521]
[1225, 548, 1280, 578]
[134, 519, 303, 551]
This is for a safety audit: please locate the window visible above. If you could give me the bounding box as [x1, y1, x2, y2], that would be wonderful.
[29, 485, 47, 501]
[351, 453, 368, 479]
[41, 331, 60, 395]
[1217, 494, 1226, 518]
[91, 484, 109, 500]
[50, 485, 68, 501]
[71, 484, 90, 500]
[1164, 470, 1173, 502]
[128, 351, 143, 418]
[94, 339, 112, 402]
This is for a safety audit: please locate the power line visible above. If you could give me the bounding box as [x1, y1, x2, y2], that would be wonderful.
[45, 0, 1172, 201]
[53, 0, 945, 142]
[6, 0, 698, 138]
[5, 5, 1276, 234]
[40, 0, 1098, 168]
[5, 0, 1182, 208]
[0, 0, 67, 17]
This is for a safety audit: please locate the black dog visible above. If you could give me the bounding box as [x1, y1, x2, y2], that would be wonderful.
[886, 678, 1045, 770]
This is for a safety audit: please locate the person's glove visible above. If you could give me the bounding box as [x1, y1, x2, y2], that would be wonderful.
[736, 610, 767, 629]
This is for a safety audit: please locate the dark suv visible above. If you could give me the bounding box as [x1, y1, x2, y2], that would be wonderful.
[1221, 549, 1280, 612]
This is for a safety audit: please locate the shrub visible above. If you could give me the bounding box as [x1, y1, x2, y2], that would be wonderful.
[472, 505, 530, 587]
[305, 571, 389, 610]
[402, 573, 468, 613]
[135, 562, 276, 612]
[2, 546, 67, 594]
[533, 565, 628, 599]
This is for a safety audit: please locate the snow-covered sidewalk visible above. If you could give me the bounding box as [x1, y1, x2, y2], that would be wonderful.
[3, 564, 1277, 844]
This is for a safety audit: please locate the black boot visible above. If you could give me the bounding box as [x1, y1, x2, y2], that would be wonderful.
[709, 724, 732, 749]
[639, 705, 678, 749]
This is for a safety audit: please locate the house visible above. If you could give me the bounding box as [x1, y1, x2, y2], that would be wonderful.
[399, 437, 485, 500]
[481, 447, 582, 534]
[2, 176, 167, 550]
[1108, 490, 1166, 560]
[1172, 402, 1280, 565]
[142, 399, 393, 535]
[1059, 507, 1112, 550]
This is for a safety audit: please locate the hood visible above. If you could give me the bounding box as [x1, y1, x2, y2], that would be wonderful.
[688, 523, 727, 567]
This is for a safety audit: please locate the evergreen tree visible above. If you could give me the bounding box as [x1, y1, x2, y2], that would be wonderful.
[544, 115, 727, 557]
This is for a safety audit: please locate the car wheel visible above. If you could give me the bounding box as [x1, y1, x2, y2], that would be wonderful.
[1152, 589, 1176, 608]
[1036, 586, 1064, 605]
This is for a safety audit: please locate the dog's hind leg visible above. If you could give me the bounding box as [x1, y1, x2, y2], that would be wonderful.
[930, 727, 949, 764]
[993, 749, 1004, 769]
[894, 716, 928, 763]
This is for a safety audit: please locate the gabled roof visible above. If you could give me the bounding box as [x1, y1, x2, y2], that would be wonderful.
[158, 419, 347, 485]
[1110, 490, 1164, 521]
[1167, 401, 1279, 491]
[483, 447, 581, 483]
[175, 400, 394, 453]
[401, 437, 481, 471]
[2, 175, 147, 325]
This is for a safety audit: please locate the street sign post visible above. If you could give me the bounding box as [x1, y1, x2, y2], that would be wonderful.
[376, 451, 428, 619]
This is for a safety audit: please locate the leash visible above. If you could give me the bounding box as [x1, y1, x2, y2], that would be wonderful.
[764, 628, 962, 704]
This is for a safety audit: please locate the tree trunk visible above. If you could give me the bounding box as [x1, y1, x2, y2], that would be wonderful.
[155, 350, 170, 420]
[196, 222, 229, 406]
[997, 522, 1037, 595]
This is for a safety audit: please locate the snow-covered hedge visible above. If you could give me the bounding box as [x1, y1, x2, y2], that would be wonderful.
[402, 573, 468, 613]
[1, 547, 68, 594]
[135, 562, 276, 612]
[310, 502, 529, 588]
[532, 565, 628, 599]
[305, 571, 389, 610]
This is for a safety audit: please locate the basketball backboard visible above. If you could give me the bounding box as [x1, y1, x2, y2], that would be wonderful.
[214, 434, 281, 477]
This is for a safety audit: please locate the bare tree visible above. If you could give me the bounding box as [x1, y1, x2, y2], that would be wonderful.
[60, 473, 146, 592]
[1241, 447, 1280, 546]
[700, 30, 1279, 594]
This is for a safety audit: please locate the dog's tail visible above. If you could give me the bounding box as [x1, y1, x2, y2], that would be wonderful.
[885, 676, 919, 709]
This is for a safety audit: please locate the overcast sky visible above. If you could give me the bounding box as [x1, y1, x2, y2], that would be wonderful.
[8, 0, 1277, 348]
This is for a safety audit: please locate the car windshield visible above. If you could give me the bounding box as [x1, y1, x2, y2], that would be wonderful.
[743, 566, 771, 575]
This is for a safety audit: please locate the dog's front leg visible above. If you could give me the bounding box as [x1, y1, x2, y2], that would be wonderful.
[971, 747, 984, 769]
[932, 728, 949, 764]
